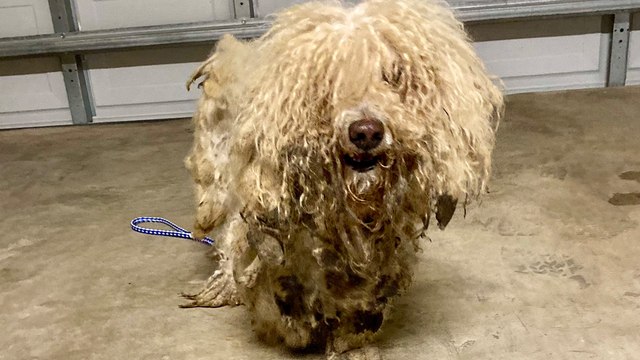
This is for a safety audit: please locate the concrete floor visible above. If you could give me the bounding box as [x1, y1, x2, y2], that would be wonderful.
[1, 87, 640, 360]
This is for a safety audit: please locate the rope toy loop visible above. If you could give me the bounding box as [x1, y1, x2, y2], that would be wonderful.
[130, 217, 214, 246]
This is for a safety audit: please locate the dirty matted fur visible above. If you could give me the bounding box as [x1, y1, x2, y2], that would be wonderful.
[183, 0, 503, 358]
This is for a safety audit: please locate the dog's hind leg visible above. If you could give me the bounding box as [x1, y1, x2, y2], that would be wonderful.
[180, 97, 242, 308]
[181, 266, 244, 308]
[179, 236, 241, 308]
[180, 267, 240, 308]
[182, 37, 251, 308]
[328, 346, 382, 360]
[326, 320, 385, 360]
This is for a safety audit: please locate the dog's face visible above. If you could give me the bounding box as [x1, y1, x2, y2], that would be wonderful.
[233, 0, 502, 235]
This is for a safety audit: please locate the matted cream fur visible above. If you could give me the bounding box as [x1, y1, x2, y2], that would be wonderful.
[183, 0, 503, 358]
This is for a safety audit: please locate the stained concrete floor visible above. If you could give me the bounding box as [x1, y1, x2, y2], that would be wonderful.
[2, 87, 640, 360]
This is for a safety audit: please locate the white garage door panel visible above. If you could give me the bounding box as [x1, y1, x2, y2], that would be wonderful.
[91, 101, 199, 124]
[88, 60, 202, 123]
[629, 35, 640, 84]
[476, 34, 602, 78]
[0, 108, 72, 129]
[0, 1, 72, 129]
[476, 33, 609, 93]
[254, 0, 306, 17]
[0, 57, 71, 129]
[90, 62, 200, 106]
[1, 74, 67, 112]
[85, 45, 213, 123]
[76, 0, 233, 30]
[625, 13, 640, 85]
[0, 0, 54, 38]
[0, 6, 41, 37]
[80, 0, 229, 123]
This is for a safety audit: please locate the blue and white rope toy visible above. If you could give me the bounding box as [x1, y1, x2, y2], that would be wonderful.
[130, 216, 214, 246]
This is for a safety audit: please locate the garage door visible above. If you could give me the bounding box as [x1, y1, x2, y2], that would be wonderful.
[76, 0, 233, 123]
[77, 0, 308, 123]
[0, 0, 71, 129]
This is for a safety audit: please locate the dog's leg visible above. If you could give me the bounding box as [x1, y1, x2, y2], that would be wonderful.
[328, 346, 382, 360]
[180, 228, 282, 307]
[180, 219, 256, 308]
[180, 264, 241, 308]
[183, 48, 244, 308]
[180, 241, 242, 308]
[326, 332, 383, 360]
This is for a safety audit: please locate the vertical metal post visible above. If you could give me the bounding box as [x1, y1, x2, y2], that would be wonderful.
[608, 11, 631, 87]
[233, 0, 254, 19]
[48, 0, 94, 124]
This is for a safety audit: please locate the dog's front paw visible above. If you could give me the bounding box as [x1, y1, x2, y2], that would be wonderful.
[328, 346, 382, 360]
[180, 269, 242, 308]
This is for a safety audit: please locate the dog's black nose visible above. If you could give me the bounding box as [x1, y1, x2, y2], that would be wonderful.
[348, 119, 385, 151]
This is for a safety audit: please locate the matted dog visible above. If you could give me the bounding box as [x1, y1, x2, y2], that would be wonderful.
[183, 0, 502, 358]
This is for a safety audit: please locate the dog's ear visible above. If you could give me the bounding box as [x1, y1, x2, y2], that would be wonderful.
[435, 194, 457, 230]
